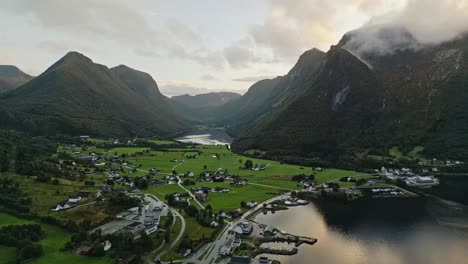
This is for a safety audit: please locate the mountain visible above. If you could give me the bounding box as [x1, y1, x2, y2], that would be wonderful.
[220, 48, 326, 135]
[0, 52, 190, 137]
[232, 27, 468, 163]
[172, 92, 240, 109]
[0, 65, 33, 93]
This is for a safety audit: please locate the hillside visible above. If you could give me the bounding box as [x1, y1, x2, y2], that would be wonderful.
[232, 27, 468, 162]
[0, 52, 190, 137]
[0, 65, 33, 93]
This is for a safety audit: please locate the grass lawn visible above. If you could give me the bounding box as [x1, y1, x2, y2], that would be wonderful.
[201, 183, 279, 212]
[0, 246, 16, 264]
[0, 213, 112, 264]
[183, 217, 217, 241]
[145, 184, 186, 201]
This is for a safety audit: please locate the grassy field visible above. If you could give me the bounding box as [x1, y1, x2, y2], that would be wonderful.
[146, 184, 186, 201]
[12, 175, 96, 215]
[150, 139, 179, 145]
[198, 183, 280, 212]
[389, 146, 425, 160]
[0, 213, 112, 264]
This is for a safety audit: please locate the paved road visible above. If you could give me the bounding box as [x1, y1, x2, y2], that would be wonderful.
[144, 194, 186, 264]
[247, 182, 297, 191]
[190, 193, 290, 264]
[176, 175, 206, 209]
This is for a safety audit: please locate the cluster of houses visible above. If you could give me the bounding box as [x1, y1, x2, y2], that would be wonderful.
[218, 209, 243, 220]
[378, 167, 439, 187]
[365, 187, 405, 197]
[251, 164, 267, 171]
[220, 221, 253, 256]
[196, 171, 229, 183]
[279, 196, 309, 206]
[52, 196, 81, 212]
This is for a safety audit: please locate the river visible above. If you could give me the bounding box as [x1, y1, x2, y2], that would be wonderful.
[174, 130, 233, 146]
[254, 197, 468, 264]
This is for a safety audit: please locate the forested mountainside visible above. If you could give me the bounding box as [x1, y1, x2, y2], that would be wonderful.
[231, 27, 468, 163]
[0, 65, 33, 93]
[0, 52, 190, 137]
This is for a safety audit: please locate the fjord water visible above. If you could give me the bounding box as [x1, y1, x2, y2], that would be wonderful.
[255, 198, 468, 264]
[174, 130, 233, 145]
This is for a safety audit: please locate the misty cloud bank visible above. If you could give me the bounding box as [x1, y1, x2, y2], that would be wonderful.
[343, 0, 468, 56]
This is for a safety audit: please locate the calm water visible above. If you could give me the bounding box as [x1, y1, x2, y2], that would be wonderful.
[174, 130, 233, 146]
[254, 198, 468, 264]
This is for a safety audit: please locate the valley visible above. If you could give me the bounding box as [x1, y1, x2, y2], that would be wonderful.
[1, 131, 465, 264]
[2, 3, 468, 263]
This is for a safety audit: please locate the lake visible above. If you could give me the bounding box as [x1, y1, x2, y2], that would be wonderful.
[174, 130, 233, 146]
[254, 197, 468, 264]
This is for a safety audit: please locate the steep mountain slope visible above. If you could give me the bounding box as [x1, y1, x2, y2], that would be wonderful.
[0, 65, 33, 93]
[232, 28, 468, 162]
[172, 92, 240, 108]
[218, 48, 326, 134]
[0, 52, 190, 137]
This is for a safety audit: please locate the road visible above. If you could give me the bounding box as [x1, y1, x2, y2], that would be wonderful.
[247, 182, 297, 191]
[144, 193, 186, 264]
[189, 193, 290, 264]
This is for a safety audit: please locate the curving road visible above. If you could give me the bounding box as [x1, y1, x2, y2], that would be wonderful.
[144, 194, 186, 264]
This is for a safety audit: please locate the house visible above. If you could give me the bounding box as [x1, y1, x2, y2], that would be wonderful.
[51, 200, 76, 211]
[126, 222, 145, 240]
[79, 135, 90, 141]
[245, 201, 258, 208]
[231, 177, 247, 187]
[210, 221, 219, 227]
[219, 238, 237, 256]
[103, 240, 112, 251]
[195, 193, 209, 202]
[145, 224, 158, 235]
[179, 248, 191, 257]
[238, 221, 253, 235]
[259, 257, 271, 264]
[231, 208, 243, 218]
[228, 256, 252, 264]
[78, 246, 92, 256]
[262, 225, 275, 237]
[186, 171, 195, 177]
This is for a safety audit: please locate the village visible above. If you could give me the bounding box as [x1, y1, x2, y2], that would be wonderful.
[30, 136, 457, 264]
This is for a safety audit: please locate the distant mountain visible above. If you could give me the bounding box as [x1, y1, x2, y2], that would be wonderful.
[232, 27, 468, 163]
[172, 92, 240, 108]
[0, 52, 190, 137]
[0, 65, 33, 93]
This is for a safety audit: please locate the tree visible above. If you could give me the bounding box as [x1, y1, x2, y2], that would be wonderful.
[0, 147, 9, 172]
[244, 160, 253, 169]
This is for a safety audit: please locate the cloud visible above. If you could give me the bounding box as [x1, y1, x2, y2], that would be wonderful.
[1, 0, 224, 69]
[167, 19, 201, 43]
[342, 0, 468, 56]
[248, 0, 344, 61]
[232, 75, 276, 82]
[223, 43, 260, 68]
[367, 0, 468, 44]
[201, 74, 216, 81]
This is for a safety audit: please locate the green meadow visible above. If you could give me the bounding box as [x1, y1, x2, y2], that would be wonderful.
[0, 213, 112, 264]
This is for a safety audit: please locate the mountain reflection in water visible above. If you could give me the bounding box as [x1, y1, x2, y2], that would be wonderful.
[254, 198, 468, 264]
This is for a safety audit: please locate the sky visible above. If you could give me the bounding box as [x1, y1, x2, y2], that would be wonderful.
[1, 0, 467, 97]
